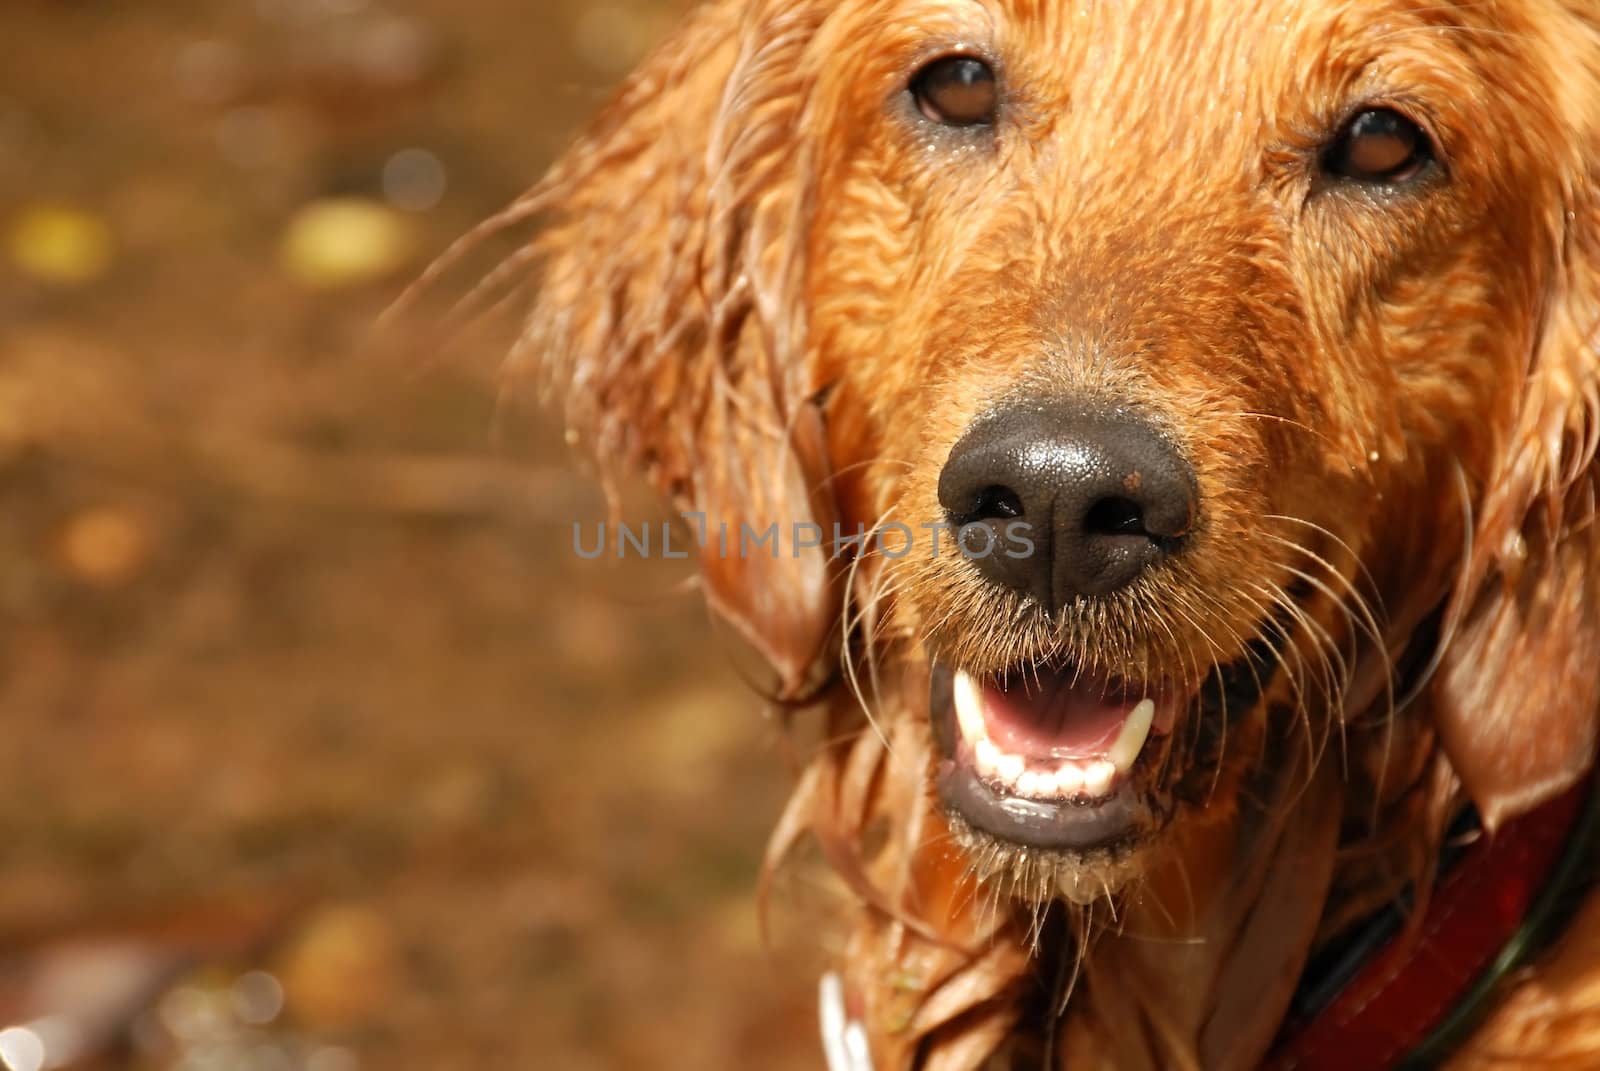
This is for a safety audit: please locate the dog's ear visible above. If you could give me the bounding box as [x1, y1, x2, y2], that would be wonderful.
[1431, 21, 1600, 830]
[512, 1, 839, 696]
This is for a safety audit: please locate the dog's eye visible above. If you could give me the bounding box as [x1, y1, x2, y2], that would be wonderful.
[1323, 108, 1433, 183]
[911, 56, 998, 127]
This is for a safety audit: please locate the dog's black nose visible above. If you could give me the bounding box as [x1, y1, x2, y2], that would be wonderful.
[938, 402, 1197, 611]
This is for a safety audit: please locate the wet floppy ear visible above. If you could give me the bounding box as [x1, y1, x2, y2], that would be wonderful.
[1433, 511, 1600, 830]
[1431, 32, 1600, 829]
[516, 0, 839, 697]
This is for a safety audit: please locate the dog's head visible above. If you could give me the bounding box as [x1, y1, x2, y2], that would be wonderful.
[520, 0, 1600, 907]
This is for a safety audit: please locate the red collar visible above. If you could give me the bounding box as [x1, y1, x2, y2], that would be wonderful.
[1267, 775, 1595, 1071]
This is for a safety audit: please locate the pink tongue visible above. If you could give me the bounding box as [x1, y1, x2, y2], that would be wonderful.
[981, 667, 1135, 759]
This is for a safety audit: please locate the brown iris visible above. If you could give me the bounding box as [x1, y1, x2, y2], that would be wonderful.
[1324, 108, 1433, 184]
[911, 56, 998, 127]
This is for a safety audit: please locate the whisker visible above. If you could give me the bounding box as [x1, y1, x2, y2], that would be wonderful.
[837, 505, 904, 751]
[1393, 464, 1476, 713]
[1212, 409, 1372, 477]
[1261, 525, 1399, 813]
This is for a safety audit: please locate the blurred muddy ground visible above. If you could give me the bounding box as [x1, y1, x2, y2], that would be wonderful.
[0, 2, 823, 1068]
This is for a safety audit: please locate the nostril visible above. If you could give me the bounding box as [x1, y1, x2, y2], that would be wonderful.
[967, 484, 1025, 521]
[1083, 496, 1146, 538]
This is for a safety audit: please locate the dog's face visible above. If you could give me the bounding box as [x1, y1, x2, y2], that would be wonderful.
[793, 0, 1589, 899]
[519, 0, 1599, 917]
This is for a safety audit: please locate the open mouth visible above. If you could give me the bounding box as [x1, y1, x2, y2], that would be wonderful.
[930, 621, 1286, 859]
[931, 662, 1186, 854]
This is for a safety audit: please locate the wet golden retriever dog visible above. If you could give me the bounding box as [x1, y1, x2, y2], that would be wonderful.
[438, 0, 1600, 1066]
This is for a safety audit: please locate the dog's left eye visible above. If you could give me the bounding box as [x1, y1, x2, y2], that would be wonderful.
[1323, 108, 1434, 184]
[911, 56, 999, 127]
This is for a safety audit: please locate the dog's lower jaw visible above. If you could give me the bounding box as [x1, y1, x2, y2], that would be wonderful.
[944, 807, 1157, 907]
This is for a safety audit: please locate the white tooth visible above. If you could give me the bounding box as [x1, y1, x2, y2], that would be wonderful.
[953, 671, 987, 744]
[1055, 762, 1086, 796]
[1032, 770, 1059, 797]
[975, 737, 1002, 778]
[996, 752, 1026, 785]
[1083, 760, 1117, 798]
[1108, 698, 1157, 773]
[1019, 771, 1046, 797]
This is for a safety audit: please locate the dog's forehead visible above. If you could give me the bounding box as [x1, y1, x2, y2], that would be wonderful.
[905, 0, 1505, 36]
[857, 0, 1503, 96]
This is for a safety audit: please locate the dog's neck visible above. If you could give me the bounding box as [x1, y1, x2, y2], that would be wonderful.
[1053, 726, 1352, 1070]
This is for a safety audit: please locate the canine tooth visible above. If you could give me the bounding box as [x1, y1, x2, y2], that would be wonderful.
[1055, 762, 1086, 796]
[1083, 760, 1117, 798]
[1108, 698, 1157, 773]
[996, 752, 1026, 784]
[953, 671, 987, 744]
[975, 737, 1002, 778]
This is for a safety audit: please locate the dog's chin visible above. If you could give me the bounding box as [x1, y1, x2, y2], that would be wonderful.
[928, 661, 1183, 904]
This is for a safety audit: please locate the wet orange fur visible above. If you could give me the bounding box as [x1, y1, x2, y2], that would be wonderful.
[479, 0, 1600, 1066]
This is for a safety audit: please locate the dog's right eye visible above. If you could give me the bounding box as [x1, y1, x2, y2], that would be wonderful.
[1322, 108, 1434, 185]
[911, 56, 998, 127]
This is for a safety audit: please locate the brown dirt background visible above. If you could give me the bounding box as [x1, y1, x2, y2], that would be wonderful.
[0, 2, 825, 1067]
